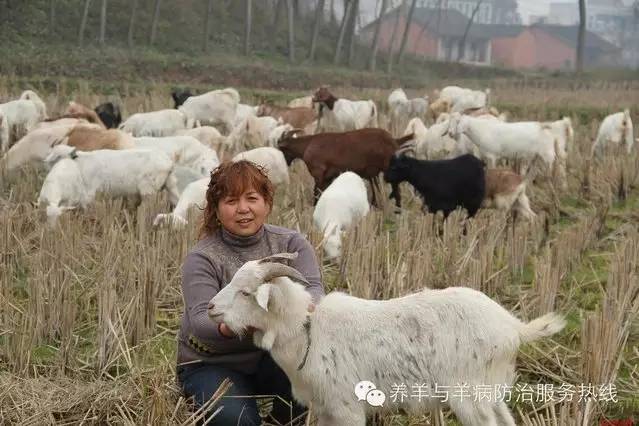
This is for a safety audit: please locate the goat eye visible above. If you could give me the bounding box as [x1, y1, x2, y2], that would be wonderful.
[240, 290, 251, 296]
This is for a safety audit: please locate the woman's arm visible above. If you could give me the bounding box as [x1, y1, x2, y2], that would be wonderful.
[288, 233, 325, 303]
[181, 251, 234, 341]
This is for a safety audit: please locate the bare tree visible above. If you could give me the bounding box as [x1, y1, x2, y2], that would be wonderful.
[272, 0, 284, 31]
[149, 0, 162, 46]
[203, 0, 214, 51]
[346, 0, 360, 67]
[333, 0, 353, 64]
[78, 0, 92, 46]
[49, 0, 55, 36]
[308, 0, 326, 61]
[368, 0, 389, 71]
[457, 0, 484, 61]
[576, 0, 586, 72]
[286, 0, 295, 62]
[128, 0, 138, 48]
[244, 0, 252, 56]
[386, 1, 404, 73]
[99, 0, 107, 46]
[396, 0, 417, 64]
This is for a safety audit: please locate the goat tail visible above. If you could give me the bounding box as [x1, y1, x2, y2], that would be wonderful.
[519, 313, 566, 344]
[395, 133, 415, 146]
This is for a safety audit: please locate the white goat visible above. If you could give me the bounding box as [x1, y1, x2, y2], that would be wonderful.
[314, 88, 377, 132]
[438, 86, 490, 113]
[404, 118, 458, 160]
[388, 88, 428, 137]
[0, 124, 78, 172]
[208, 252, 566, 426]
[234, 103, 258, 127]
[178, 87, 240, 135]
[119, 109, 191, 137]
[267, 123, 294, 147]
[153, 177, 208, 228]
[38, 145, 180, 225]
[288, 96, 313, 109]
[232, 147, 289, 187]
[226, 115, 279, 153]
[591, 109, 634, 156]
[313, 172, 369, 259]
[0, 91, 48, 152]
[134, 135, 219, 178]
[176, 126, 226, 152]
[447, 112, 556, 174]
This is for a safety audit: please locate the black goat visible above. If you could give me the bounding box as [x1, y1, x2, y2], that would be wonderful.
[171, 88, 194, 109]
[384, 153, 485, 218]
[94, 102, 122, 129]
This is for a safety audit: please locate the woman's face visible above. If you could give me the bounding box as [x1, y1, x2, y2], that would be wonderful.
[217, 188, 271, 237]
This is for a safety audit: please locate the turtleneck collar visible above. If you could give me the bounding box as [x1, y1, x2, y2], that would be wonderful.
[220, 225, 266, 247]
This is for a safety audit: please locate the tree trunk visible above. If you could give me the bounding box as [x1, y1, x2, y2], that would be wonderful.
[149, 0, 162, 46]
[386, 2, 403, 73]
[286, 0, 295, 62]
[308, 0, 325, 61]
[457, 0, 483, 61]
[128, 0, 138, 48]
[346, 0, 359, 67]
[99, 0, 107, 46]
[396, 0, 417, 65]
[329, 0, 336, 26]
[272, 0, 284, 30]
[333, 0, 352, 65]
[244, 0, 252, 55]
[78, 0, 91, 46]
[368, 0, 388, 71]
[49, 0, 55, 36]
[203, 0, 213, 51]
[576, 0, 586, 73]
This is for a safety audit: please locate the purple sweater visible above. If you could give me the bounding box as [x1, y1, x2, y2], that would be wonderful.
[177, 224, 324, 374]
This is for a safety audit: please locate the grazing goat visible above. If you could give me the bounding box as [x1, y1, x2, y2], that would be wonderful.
[153, 177, 207, 228]
[446, 112, 557, 178]
[65, 101, 107, 128]
[226, 115, 279, 153]
[176, 126, 226, 152]
[208, 252, 566, 426]
[312, 87, 377, 132]
[277, 128, 413, 207]
[39, 145, 180, 225]
[385, 152, 486, 218]
[388, 88, 428, 137]
[313, 172, 370, 260]
[591, 109, 634, 157]
[119, 109, 192, 137]
[232, 147, 290, 187]
[178, 87, 240, 134]
[0, 90, 48, 152]
[134, 135, 220, 178]
[483, 168, 536, 220]
[257, 103, 317, 130]
[171, 88, 194, 108]
[234, 103, 258, 128]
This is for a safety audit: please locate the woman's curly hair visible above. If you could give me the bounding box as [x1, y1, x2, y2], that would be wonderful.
[198, 160, 274, 239]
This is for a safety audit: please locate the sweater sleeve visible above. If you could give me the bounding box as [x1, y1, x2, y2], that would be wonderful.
[181, 251, 230, 342]
[287, 232, 325, 304]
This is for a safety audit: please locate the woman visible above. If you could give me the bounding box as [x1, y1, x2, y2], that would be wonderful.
[176, 160, 324, 425]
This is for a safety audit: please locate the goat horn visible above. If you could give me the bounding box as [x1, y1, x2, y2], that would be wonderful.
[259, 262, 309, 287]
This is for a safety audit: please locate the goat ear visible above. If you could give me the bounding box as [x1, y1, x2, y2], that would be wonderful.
[256, 283, 274, 311]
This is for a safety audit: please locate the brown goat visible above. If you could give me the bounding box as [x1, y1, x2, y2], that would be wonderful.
[257, 103, 317, 130]
[277, 128, 413, 207]
[483, 168, 536, 220]
[66, 102, 107, 128]
[61, 124, 135, 151]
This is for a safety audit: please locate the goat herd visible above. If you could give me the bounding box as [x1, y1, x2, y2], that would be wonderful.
[0, 84, 635, 261]
[0, 83, 636, 425]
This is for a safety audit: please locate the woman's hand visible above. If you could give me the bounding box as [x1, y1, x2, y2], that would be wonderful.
[218, 322, 236, 338]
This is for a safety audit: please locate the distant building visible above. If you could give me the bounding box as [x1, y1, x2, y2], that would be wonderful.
[416, 0, 521, 24]
[359, 6, 621, 69]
